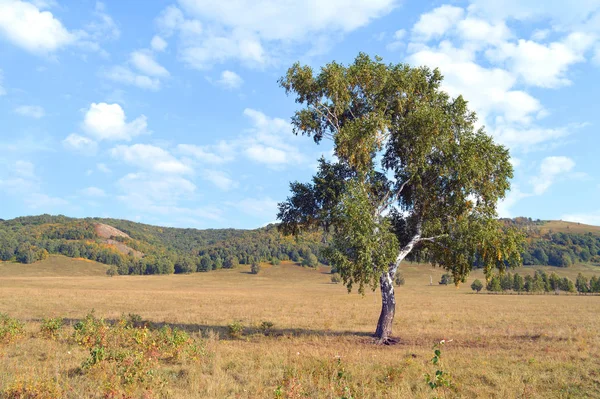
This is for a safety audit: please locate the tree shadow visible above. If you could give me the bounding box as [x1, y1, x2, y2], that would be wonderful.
[38, 317, 374, 341]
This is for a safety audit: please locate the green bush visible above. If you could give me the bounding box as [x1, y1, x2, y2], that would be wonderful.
[228, 321, 244, 338]
[470, 279, 483, 293]
[40, 317, 64, 339]
[0, 313, 25, 344]
[259, 321, 275, 335]
[439, 274, 453, 285]
[331, 273, 342, 284]
[250, 262, 261, 274]
[106, 265, 118, 277]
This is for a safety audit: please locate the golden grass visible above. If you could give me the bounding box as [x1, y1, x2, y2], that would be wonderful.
[1, 257, 600, 398]
[540, 220, 600, 235]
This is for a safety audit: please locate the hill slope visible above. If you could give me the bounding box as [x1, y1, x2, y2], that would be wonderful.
[1, 215, 599, 274]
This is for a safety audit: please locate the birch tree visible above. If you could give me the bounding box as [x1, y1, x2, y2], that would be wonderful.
[277, 53, 524, 343]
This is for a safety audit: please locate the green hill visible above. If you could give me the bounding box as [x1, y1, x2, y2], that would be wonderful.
[1, 215, 599, 275]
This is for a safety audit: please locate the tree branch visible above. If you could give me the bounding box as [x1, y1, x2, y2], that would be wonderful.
[388, 222, 422, 276]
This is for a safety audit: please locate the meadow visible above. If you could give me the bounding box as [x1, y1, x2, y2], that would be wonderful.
[1, 255, 600, 398]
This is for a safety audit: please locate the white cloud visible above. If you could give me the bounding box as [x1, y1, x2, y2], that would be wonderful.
[0, 0, 76, 54]
[151, 35, 168, 51]
[111, 144, 192, 174]
[81, 186, 106, 197]
[496, 185, 530, 218]
[85, 1, 120, 40]
[217, 70, 243, 89]
[62, 133, 98, 154]
[158, 0, 396, 68]
[14, 105, 45, 119]
[177, 142, 234, 164]
[104, 65, 161, 91]
[487, 32, 595, 88]
[83, 103, 148, 141]
[130, 49, 169, 77]
[203, 169, 238, 190]
[0, 160, 67, 209]
[530, 156, 575, 195]
[412, 5, 465, 41]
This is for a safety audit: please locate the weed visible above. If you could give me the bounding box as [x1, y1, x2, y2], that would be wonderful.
[0, 313, 25, 344]
[228, 321, 244, 338]
[424, 340, 457, 398]
[39, 317, 64, 339]
[259, 320, 275, 335]
[2, 378, 63, 399]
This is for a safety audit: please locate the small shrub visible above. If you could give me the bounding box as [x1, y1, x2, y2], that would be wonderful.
[40, 317, 64, 339]
[271, 258, 281, 266]
[259, 320, 275, 335]
[470, 279, 483, 293]
[439, 273, 453, 285]
[331, 273, 342, 284]
[0, 313, 25, 344]
[250, 263, 261, 275]
[2, 379, 63, 399]
[228, 321, 244, 338]
[486, 275, 502, 292]
[106, 265, 118, 277]
[394, 273, 405, 286]
[424, 340, 456, 396]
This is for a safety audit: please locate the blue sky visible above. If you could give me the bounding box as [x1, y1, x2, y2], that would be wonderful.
[0, 0, 599, 229]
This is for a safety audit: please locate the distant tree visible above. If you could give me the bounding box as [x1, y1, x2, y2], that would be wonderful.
[513, 273, 525, 293]
[331, 273, 342, 284]
[213, 257, 223, 270]
[223, 256, 239, 269]
[576, 273, 589, 294]
[289, 250, 301, 263]
[198, 255, 212, 272]
[471, 279, 483, 293]
[561, 277, 576, 293]
[175, 257, 195, 274]
[271, 257, 281, 266]
[439, 274, 453, 285]
[106, 266, 118, 277]
[250, 262, 261, 275]
[500, 272, 513, 291]
[486, 276, 502, 292]
[301, 252, 319, 268]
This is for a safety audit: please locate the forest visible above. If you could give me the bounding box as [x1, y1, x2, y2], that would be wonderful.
[0, 214, 599, 275]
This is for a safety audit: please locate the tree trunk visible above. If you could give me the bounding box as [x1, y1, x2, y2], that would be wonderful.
[375, 271, 395, 343]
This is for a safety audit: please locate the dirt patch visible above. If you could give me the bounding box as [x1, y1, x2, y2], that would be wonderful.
[104, 239, 143, 258]
[95, 223, 130, 239]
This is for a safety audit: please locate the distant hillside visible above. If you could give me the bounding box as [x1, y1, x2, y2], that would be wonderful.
[1, 215, 599, 275]
[0, 214, 324, 275]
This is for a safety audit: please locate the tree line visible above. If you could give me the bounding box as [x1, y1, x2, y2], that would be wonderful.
[470, 270, 600, 294]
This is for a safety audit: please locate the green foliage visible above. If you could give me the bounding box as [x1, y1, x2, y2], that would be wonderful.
[424, 340, 456, 397]
[259, 321, 275, 335]
[301, 251, 319, 268]
[72, 312, 203, 397]
[439, 274, 453, 285]
[2, 379, 63, 399]
[228, 321, 244, 338]
[486, 276, 502, 292]
[106, 265, 118, 277]
[331, 273, 342, 284]
[0, 313, 25, 344]
[576, 273, 590, 293]
[271, 257, 281, 265]
[39, 317, 64, 339]
[470, 279, 483, 293]
[250, 262, 261, 274]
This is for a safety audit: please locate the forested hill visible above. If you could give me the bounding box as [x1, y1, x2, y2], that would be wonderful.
[0, 215, 324, 275]
[1, 215, 599, 275]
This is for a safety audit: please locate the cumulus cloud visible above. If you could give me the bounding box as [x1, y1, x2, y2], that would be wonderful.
[0, 0, 76, 54]
[217, 70, 243, 89]
[83, 103, 148, 141]
[62, 133, 98, 155]
[157, 0, 397, 68]
[110, 144, 192, 174]
[412, 5, 464, 41]
[14, 105, 45, 119]
[177, 142, 235, 164]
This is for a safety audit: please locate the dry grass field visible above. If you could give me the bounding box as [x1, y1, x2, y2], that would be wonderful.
[1, 256, 600, 398]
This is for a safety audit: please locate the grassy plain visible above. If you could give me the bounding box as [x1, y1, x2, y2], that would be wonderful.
[1, 256, 600, 398]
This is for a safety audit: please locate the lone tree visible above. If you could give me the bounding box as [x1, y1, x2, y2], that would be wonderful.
[277, 53, 523, 343]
